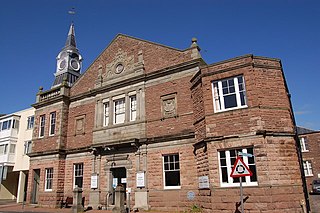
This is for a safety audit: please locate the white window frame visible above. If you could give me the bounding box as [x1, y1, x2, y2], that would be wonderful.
[49, 112, 56, 136]
[218, 147, 258, 187]
[163, 154, 181, 189]
[45, 168, 53, 191]
[1, 120, 12, 131]
[130, 94, 137, 121]
[114, 98, 125, 124]
[74, 163, 84, 188]
[24, 141, 32, 155]
[0, 144, 8, 154]
[39, 115, 46, 138]
[9, 144, 16, 154]
[303, 160, 313, 177]
[300, 137, 309, 152]
[212, 75, 247, 113]
[27, 116, 35, 129]
[103, 101, 109, 126]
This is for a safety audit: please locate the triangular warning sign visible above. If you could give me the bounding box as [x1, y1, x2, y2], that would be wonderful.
[230, 157, 253, 178]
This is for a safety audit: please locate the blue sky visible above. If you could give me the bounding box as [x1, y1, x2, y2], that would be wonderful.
[1, 0, 319, 130]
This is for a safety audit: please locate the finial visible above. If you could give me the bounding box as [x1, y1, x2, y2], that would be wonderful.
[191, 37, 198, 48]
[39, 86, 43, 92]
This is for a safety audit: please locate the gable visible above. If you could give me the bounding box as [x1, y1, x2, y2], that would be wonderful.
[70, 34, 197, 97]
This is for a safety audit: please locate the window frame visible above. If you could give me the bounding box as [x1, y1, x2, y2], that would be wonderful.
[300, 137, 309, 152]
[74, 163, 84, 188]
[212, 75, 247, 113]
[45, 168, 53, 191]
[0, 144, 8, 154]
[24, 141, 32, 155]
[218, 147, 258, 187]
[130, 94, 137, 121]
[162, 154, 181, 189]
[9, 144, 16, 154]
[113, 97, 126, 124]
[103, 101, 110, 126]
[49, 112, 56, 136]
[39, 115, 46, 138]
[303, 160, 313, 177]
[1, 120, 12, 131]
[27, 116, 35, 129]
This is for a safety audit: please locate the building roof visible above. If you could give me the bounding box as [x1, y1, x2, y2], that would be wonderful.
[297, 126, 316, 135]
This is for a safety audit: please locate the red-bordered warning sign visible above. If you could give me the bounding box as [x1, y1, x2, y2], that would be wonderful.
[230, 157, 253, 178]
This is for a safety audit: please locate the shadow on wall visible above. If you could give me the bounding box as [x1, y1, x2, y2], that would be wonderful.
[234, 196, 249, 213]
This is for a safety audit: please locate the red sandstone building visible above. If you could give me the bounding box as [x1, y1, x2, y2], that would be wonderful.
[26, 24, 309, 212]
[298, 127, 320, 212]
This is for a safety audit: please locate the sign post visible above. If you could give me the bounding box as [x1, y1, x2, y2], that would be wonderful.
[230, 156, 253, 213]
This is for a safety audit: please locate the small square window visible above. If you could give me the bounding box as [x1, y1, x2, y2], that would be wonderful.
[218, 147, 257, 187]
[74, 163, 83, 188]
[49, 112, 56, 136]
[300, 137, 309, 152]
[163, 154, 180, 189]
[27, 116, 34, 129]
[39, 115, 46, 137]
[212, 76, 247, 112]
[303, 160, 313, 176]
[114, 98, 125, 124]
[45, 168, 53, 191]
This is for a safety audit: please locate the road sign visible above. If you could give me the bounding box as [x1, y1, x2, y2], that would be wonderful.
[230, 157, 253, 178]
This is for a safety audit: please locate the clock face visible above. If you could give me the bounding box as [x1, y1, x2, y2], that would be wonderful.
[70, 59, 80, 71]
[59, 60, 66, 70]
[115, 63, 124, 74]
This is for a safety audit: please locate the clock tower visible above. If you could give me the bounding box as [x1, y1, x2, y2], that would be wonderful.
[52, 23, 82, 88]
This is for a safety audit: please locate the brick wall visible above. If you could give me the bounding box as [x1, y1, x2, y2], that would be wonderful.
[32, 102, 66, 153]
[70, 35, 193, 97]
[146, 75, 195, 138]
[27, 156, 65, 207]
[301, 132, 320, 191]
[66, 101, 95, 149]
[192, 55, 294, 142]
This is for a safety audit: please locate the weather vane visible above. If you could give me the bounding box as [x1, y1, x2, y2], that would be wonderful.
[68, 7, 76, 23]
[68, 7, 76, 15]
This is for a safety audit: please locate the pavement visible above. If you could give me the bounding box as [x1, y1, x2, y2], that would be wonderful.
[0, 200, 173, 213]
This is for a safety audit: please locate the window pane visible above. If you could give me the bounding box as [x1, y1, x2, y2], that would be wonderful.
[221, 168, 228, 182]
[224, 94, 237, 109]
[175, 162, 179, 170]
[220, 159, 226, 166]
[164, 155, 169, 163]
[220, 151, 226, 158]
[222, 80, 227, 87]
[249, 165, 257, 181]
[165, 171, 180, 186]
[164, 163, 169, 171]
[240, 92, 246, 106]
[170, 162, 174, 170]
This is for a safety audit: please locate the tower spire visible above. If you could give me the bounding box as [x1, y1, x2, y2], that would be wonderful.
[52, 23, 83, 88]
[65, 22, 76, 48]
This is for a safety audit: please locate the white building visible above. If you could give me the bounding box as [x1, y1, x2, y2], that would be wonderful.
[0, 107, 34, 202]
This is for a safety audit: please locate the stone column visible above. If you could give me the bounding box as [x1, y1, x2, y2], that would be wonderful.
[89, 154, 101, 209]
[72, 187, 84, 213]
[112, 185, 126, 213]
[16, 171, 26, 203]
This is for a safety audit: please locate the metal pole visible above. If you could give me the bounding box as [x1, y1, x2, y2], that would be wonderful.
[240, 177, 244, 213]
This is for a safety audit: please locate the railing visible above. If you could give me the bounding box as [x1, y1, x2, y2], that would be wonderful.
[39, 88, 61, 102]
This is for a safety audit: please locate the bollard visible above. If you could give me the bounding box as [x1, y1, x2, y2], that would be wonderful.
[112, 185, 126, 213]
[72, 186, 84, 213]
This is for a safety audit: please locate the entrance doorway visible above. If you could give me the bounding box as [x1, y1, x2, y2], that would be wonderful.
[31, 169, 40, 204]
[110, 167, 126, 205]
